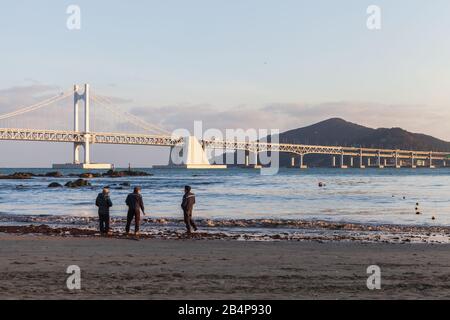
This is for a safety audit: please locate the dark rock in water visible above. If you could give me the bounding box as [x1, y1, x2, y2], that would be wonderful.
[79, 172, 101, 178]
[0, 172, 34, 180]
[45, 171, 63, 178]
[48, 182, 63, 188]
[64, 181, 76, 188]
[74, 179, 91, 186]
[120, 182, 131, 187]
[65, 179, 92, 188]
[102, 169, 152, 178]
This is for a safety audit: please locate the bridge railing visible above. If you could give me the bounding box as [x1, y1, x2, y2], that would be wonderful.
[201, 138, 450, 159]
[1, 127, 450, 161]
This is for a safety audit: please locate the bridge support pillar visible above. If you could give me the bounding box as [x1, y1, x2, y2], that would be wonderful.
[377, 152, 384, 168]
[395, 152, 401, 168]
[411, 153, 416, 168]
[359, 150, 365, 168]
[332, 156, 336, 168]
[291, 156, 295, 168]
[160, 136, 226, 169]
[367, 158, 371, 167]
[83, 84, 91, 165]
[429, 152, 435, 168]
[299, 154, 307, 169]
[340, 154, 348, 169]
[73, 143, 82, 164]
[84, 134, 91, 164]
[349, 157, 354, 167]
[73, 85, 81, 164]
[253, 150, 262, 169]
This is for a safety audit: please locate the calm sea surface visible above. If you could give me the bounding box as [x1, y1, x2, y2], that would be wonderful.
[0, 168, 449, 226]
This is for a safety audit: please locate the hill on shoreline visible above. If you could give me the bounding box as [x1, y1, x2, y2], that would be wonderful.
[221, 118, 450, 167]
[276, 118, 450, 151]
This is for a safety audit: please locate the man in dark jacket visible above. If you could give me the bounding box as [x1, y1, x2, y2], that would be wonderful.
[125, 186, 145, 236]
[95, 187, 113, 235]
[181, 185, 197, 234]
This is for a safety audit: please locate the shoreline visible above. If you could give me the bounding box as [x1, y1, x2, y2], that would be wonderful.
[2, 233, 450, 299]
[1, 217, 450, 243]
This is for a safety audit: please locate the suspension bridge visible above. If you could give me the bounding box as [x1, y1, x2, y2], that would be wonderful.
[0, 84, 449, 169]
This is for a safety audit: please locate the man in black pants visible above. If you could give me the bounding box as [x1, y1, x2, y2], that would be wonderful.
[125, 186, 145, 236]
[95, 187, 113, 236]
[181, 185, 197, 234]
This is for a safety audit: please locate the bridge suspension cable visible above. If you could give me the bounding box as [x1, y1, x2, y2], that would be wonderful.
[0, 90, 72, 121]
[91, 93, 172, 136]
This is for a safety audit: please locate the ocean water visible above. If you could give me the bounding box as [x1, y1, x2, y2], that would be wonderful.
[0, 167, 449, 227]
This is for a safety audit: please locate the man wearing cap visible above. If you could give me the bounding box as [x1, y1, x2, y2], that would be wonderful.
[95, 187, 113, 236]
[181, 185, 197, 234]
[125, 186, 146, 236]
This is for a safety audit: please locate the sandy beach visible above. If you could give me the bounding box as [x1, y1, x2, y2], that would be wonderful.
[1, 232, 450, 300]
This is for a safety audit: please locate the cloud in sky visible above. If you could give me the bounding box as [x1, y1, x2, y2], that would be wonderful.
[131, 101, 450, 141]
[0, 84, 61, 113]
[0, 84, 74, 131]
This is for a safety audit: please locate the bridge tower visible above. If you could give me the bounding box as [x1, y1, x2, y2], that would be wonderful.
[73, 84, 90, 165]
[53, 84, 112, 170]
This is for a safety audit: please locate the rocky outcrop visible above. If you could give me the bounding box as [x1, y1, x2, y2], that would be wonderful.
[1, 170, 152, 180]
[48, 182, 63, 188]
[44, 171, 63, 178]
[102, 170, 152, 178]
[0, 172, 34, 180]
[79, 173, 102, 179]
[64, 179, 92, 188]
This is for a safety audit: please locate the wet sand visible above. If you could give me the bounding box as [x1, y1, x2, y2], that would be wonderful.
[1, 233, 450, 299]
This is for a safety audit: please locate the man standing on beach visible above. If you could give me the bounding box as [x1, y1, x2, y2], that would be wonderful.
[125, 186, 145, 236]
[95, 187, 113, 236]
[181, 185, 197, 234]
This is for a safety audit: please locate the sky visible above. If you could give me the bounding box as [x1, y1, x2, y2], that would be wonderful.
[1, 0, 450, 167]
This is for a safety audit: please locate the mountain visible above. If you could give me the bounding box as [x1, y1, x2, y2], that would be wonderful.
[217, 118, 450, 167]
[277, 118, 450, 151]
[277, 118, 374, 146]
[273, 118, 450, 167]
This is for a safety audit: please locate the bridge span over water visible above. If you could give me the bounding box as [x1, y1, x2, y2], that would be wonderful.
[0, 84, 449, 169]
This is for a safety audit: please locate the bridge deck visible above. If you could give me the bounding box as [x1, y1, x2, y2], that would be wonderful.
[1, 128, 449, 160]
